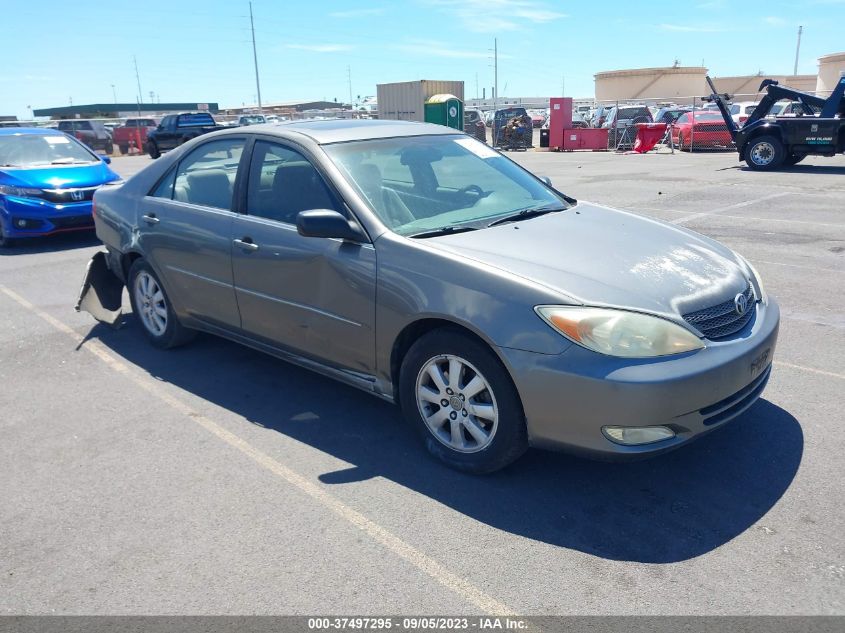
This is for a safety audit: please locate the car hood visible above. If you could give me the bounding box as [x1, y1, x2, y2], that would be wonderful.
[0, 162, 119, 189]
[424, 202, 751, 320]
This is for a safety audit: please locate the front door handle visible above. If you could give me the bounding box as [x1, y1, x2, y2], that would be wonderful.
[142, 213, 160, 225]
[233, 237, 259, 252]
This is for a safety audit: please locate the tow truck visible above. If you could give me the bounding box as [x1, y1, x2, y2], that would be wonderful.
[706, 74, 845, 170]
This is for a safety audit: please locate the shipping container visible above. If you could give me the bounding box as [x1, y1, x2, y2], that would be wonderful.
[376, 80, 465, 122]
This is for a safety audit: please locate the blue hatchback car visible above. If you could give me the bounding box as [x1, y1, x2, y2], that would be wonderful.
[0, 128, 120, 247]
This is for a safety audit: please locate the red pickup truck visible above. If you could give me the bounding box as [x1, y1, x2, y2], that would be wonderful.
[113, 118, 158, 155]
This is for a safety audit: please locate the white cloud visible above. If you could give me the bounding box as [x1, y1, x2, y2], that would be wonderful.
[659, 23, 726, 32]
[285, 43, 354, 53]
[329, 8, 384, 18]
[763, 16, 787, 26]
[424, 0, 566, 33]
[396, 38, 513, 59]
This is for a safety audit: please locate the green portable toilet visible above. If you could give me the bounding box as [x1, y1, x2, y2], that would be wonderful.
[424, 94, 463, 130]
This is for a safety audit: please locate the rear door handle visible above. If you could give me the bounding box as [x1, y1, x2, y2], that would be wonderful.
[233, 237, 259, 252]
[142, 213, 160, 225]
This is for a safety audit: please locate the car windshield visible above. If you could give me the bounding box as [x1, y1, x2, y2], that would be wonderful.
[0, 133, 99, 168]
[241, 116, 265, 124]
[324, 134, 569, 236]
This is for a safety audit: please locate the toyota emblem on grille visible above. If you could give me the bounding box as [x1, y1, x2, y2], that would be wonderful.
[734, 293, 748, 315]
[70, 190, 84, 201]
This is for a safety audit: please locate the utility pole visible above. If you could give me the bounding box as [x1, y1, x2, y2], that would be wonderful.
[249, 1, 263, 112]
[347, 66, 354, 111]
[111, 84, 117, 103]
[793, 25, 803, 76]
[133, 55, 143, 104]
[493, 37, 498, 145]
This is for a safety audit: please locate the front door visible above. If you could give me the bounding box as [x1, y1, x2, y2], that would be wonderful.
[140, 136, 246, 328]
[230, 140, 376, 374]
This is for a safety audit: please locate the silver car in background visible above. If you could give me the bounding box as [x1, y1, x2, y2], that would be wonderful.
[80, 120, 779, 473]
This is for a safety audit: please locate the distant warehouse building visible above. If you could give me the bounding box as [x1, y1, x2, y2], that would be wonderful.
[33, 102, 219, 119]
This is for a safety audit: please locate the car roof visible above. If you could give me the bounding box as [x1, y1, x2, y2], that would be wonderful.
[0, 127, 64, 137]
[215, 119, 459, 144]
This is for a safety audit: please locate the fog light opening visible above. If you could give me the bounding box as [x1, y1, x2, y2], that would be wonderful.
[602, 425, 675, 446]
[15, 219, 27, 228]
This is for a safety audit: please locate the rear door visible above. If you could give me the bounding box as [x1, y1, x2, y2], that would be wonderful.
[140, 136, 246, 329]
[230, 139, 376, 372]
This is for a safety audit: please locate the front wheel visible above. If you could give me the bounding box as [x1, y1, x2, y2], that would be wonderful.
[0, 223, 15, 249]
[678, 133, 688, 151]
[147, 140, 161, 159]
[745, 135, 784, 171]
[399, 329, 528, 473]
[127, 259, 195, 349]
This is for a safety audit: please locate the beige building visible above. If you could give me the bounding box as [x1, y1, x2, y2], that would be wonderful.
[817, 52, 845, 96]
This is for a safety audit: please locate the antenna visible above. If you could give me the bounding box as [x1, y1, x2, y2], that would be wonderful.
[793, 25, 803, 76]
[249, 1, 263, 112]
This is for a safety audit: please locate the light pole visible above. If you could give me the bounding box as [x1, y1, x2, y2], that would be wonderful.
[111, 84, 117, 103]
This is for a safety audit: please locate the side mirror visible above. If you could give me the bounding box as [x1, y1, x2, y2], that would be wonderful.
[296, 209, 367, 242]
[539, 176, 552, 187]
[101, 155, 112, 164]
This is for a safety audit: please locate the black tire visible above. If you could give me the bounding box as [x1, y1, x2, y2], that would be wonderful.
[105, 142, 114, 155]
[745, 135, 785, 171]
[147, 140, 161, 159]
[0, 223, 15, 249]
[783, 154, 805, 166]
[127, 259, 195, 349]
[678, 133, 688, 152]
[399, 328, 528, 474]
[118, 144, 129, 155]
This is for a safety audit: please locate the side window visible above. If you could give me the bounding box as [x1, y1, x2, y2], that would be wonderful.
[676, 114, 690, 125]
[150, 167, 177, 199]
[159, 116, 172, 129]
[246, 141, 340, 224]
[172, 138, 245, 209]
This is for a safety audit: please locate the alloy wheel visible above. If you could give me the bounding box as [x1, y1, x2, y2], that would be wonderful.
[133, 271, 168, 336]
[415, 354, 499, 453]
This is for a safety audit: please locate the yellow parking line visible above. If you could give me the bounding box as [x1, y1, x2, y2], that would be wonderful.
[0, 284, 516, 616]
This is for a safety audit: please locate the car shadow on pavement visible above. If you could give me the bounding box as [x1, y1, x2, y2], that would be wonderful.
[88, 319, 803, 565]
[0, 231, 100, 255]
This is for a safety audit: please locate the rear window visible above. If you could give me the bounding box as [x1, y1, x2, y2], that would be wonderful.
[618, 107, 650, 118]
[177, 113, 215, 127]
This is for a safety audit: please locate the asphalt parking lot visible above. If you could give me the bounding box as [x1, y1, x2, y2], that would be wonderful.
[1, 148, 843, 616]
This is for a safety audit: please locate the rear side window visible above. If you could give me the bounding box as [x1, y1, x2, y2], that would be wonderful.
[150, 138, 245, 209]
[177, 113, 215, 127]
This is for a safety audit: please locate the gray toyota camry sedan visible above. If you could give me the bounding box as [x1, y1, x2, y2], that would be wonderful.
[79, 120, 778, 473]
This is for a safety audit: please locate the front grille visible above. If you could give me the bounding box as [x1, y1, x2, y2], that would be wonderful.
[41, 186, 98, 204]
[700, 364, 771, 426]
[49, 215, 94, 229]
[683, 282, 756, 340]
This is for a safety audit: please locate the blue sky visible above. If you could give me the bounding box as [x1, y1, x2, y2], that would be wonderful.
[4, 0, 845, 118]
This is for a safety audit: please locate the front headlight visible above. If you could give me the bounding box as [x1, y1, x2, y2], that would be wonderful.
[535, 305, 704, 358]
[0, 185, 43, 198]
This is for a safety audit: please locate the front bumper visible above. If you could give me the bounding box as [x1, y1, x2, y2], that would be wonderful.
[499, 299, 780, 459]
[1, 195, 94, 238]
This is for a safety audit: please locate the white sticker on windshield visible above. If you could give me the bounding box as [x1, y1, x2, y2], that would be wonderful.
[454, 137, 499, 159]
[45, 136, 70, 144]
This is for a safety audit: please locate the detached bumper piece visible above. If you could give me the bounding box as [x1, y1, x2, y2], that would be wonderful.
[75, 251, 124, 327]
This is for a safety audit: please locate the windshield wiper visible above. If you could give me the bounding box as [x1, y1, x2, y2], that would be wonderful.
[487, 204, 566, 227]
[408, 226, 479, 239]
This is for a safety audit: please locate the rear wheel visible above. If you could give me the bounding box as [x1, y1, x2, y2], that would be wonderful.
[104, 141, 114, 155]
[118, 144, 129, 155]
[147, 140, 161, 159]
[745, 135, 784, 171]
[399, 329, 528, 473]
[127, 259, 195, 349]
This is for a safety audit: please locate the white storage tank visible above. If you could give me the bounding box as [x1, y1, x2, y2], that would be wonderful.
[594, 66, 707, 103]
[817, 52, 845, 96]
